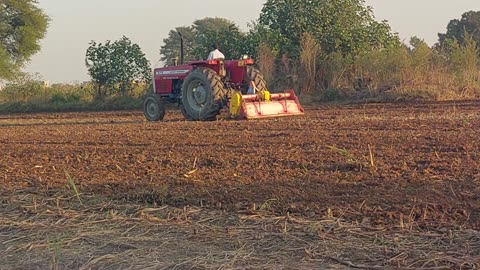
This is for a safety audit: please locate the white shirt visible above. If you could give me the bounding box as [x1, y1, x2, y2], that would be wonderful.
[207, 49, 225, 60]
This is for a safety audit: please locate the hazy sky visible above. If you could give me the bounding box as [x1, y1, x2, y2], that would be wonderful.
[25, 0, 480, 83]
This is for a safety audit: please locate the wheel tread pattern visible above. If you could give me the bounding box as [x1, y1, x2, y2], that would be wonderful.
[143, 94, 166, 121]
[246, 66, 268, 92]
[181, 68, 226, 121]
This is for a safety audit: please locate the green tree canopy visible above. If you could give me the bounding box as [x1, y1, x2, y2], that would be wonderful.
[409, 36, 432, 71]
[192, 23, 250, 60]
[193, 17, 235, 35]
[160, 17, 251, 63]
[258, 0, 399, 57]
[0, 0, 49, 79]
[438, 11, 480, 49]
[85, 36, 151, 99]
[160, 26, 196, 63]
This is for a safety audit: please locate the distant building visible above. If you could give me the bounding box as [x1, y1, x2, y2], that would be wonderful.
[43, 81, 50, 88]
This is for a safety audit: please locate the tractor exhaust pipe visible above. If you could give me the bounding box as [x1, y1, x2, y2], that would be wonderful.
[177, 30, 184, 65]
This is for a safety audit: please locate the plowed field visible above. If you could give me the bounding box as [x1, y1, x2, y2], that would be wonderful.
[1, 101, 479, 269]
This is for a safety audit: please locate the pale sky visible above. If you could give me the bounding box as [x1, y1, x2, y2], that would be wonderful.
[25, 0, 480, 83]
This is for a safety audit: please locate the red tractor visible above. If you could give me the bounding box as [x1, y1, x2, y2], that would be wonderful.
[143, 37, 303, 121]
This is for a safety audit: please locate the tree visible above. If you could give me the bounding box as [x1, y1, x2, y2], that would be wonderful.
[438, 11, 480, 49]
[0, 0, 49, 79]
[85, 36, 151, 99]
[192, 24, 248, 60]
[159, 26, 196, 64]
[160, 17, 251, 62]
[449, 32, 479, 84]
[193, 17, 235, 35]
[258, 0, 399, 57]
[409, 36, 431, 71]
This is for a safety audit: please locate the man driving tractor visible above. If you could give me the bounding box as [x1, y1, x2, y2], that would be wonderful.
[207, 43, 225, 60]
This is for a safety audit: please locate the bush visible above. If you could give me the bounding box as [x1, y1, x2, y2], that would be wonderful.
[0, 73, 149, 113]
[49, 92, 82, 104]
[0, 73, 44, 103]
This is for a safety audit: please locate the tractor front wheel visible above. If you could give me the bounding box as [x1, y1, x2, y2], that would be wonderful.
[143, 94, 166, 121]
[181, 68, 226, 121]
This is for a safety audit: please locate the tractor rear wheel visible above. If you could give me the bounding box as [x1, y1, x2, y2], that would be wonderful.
[181, 68, 226, 121]
[245, 66, 268, 93]
[180, 105, 193, 121]
[143, 94, 165, 121]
